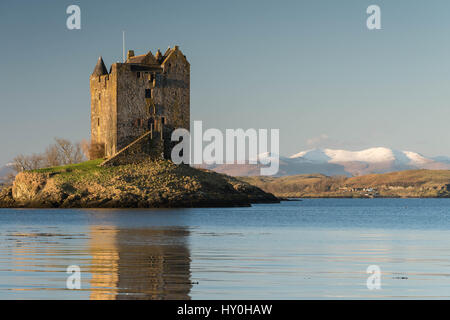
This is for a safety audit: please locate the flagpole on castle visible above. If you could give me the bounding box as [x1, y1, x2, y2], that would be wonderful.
[122, 31, 125, 62]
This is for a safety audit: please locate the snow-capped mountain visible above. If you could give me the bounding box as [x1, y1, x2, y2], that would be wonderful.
[201, 147, 450, 177]
[287, 147, 449, 176]
[290, 147, 429, 165]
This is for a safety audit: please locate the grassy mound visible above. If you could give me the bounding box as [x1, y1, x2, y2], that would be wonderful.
[1, 159, 278, 208]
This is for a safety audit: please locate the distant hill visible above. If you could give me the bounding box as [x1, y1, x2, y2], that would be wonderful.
[431, 156, 450, 164]
[201, 148, 450, 177]
[240, 169, 450, 198]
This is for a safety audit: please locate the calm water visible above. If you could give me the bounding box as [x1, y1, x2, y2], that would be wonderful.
[1, 199, 450, 299]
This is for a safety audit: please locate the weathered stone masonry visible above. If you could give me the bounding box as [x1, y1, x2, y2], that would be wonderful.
[89, 46, 190, 163]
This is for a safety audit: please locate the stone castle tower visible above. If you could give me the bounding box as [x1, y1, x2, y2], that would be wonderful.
[90, 46, 190, 162]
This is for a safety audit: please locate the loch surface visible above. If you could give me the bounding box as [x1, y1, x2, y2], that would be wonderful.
[1, 198, 450, 299]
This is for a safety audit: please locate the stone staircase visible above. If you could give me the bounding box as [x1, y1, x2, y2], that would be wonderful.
[100, 130, 164, 167]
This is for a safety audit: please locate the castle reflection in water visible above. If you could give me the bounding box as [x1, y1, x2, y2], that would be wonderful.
[89, 226, 192, 300]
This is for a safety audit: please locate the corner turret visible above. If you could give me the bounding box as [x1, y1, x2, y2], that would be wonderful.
[92, 56, 108, 76]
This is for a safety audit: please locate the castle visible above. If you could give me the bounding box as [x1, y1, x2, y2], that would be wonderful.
[90, 46, 190, 164]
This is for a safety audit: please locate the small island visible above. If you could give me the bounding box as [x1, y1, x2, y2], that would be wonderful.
[0, 159, 278, 208]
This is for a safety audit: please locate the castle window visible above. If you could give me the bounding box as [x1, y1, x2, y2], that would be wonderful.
[148, 117, 154, 129]
[145, 89, 152, 99]
[98, 94, 101, 100]
[133, 119, 145, 128]
[97, 118, 100, 127]
[161, 116, 166, 125]
[137, 72, 141, 78]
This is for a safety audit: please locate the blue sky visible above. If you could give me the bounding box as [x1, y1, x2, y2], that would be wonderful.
[1, 0, 450, 164]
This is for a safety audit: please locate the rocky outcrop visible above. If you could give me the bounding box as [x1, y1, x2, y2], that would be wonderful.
[0, 186, 15, 208]
[12, 172, 50, 202]
[1, 160, 278, 208]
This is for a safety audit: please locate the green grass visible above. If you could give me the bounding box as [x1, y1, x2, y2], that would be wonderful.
[32, 159, 106, 182]
[33, 159, 104, 173]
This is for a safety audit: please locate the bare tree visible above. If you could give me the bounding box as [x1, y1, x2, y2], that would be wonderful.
[12, 138, 87, 173]
[12, 153, 44, 172]
[12, 154, 29, 172]
[55, 138, 74, 165]
[72, 142, 85, 164]
[44, 144, 62, 167]
[29, 154, 45, 170]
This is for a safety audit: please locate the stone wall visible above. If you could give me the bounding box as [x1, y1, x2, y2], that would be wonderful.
[156, 47, 190, 131]
[100, 131, 164, 167]
[90, 71, 117, 157]
[115, 64, 158, 150]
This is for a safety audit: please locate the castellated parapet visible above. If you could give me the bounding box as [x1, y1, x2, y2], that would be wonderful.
[89, 46, 190, 162]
